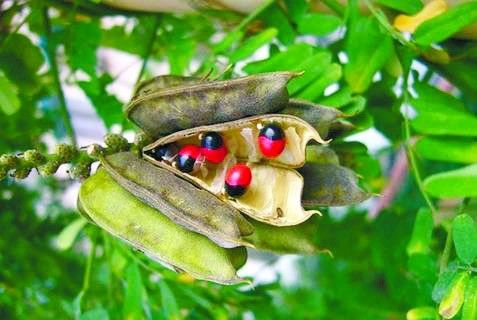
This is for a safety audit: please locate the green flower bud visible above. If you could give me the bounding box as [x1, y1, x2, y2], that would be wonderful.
[86, 144, 103, 159]
[54, 144, 77, 163]
[70, 163, 91, 180]
[38, 160, 61, 177]
[0, 165, 7, 180]
[0, 154, 18, 169]
[104, 134, 129, 152]
[23, 149, 46, 166]
[13, 167, 31, 179]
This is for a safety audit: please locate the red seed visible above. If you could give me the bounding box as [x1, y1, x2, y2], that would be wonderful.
[225, 164, 252, 197]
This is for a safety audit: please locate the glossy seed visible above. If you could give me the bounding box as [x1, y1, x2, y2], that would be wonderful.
[200, 132, 228, 164]
[258, 123, 286, 158]
[147, 143, 178, 162]
[225, 164, 252, 197]
[177, 145, 201, 173]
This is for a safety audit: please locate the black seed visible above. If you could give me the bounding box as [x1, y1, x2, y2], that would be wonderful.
[201, 132, 223, 150]
[259, 124, 285, 141]
[225, 183, 247, 197]
[177, 155, 196, 173]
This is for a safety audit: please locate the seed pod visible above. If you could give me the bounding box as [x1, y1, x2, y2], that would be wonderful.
[100, 152, 254, 248]
[78, 169, 247, 284]
[245, 216, 326, 255]
[144, 114, 326, 226]
[131, 75, 198, 100]
[126, 72, 299, 138]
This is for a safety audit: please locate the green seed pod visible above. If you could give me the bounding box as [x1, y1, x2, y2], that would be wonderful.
[126, 72, 299, 138]
[23, 149, 46, 166]
[439, 271, 470, 319]
[38, 160, 61, 177]
[54, 144, 77, 163]
[78, 168, 247, 284]
[0, 154, 18, 170]
[13, 167, 32, 179]
[104, 133, 129, 153]
[101, 152, 254, 248]
[144, 114, 326, 226]
[245, 216, 326, 255]
[300, 163, 370, 207]
[282, 99, 343, 138]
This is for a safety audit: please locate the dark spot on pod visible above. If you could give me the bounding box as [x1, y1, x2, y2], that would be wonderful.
[200, 132, 228, 164]
[258, 123, 286, 158]
[177, 145, 201, 173]
[225, 164, 252, 197]
[146, 143, 178, 162]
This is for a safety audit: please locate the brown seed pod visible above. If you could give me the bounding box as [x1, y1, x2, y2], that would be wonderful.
[144, 114, 327, 226]
[125, 72, 299, 138]
[100, 152, 254, 248]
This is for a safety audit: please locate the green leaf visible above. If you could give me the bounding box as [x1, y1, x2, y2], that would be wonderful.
[80, 308, 109, 320]
[260, 4, 296, 44]
[433, 263, 459, 303]
[319, 86, 353, 108]
[243, 43, 315, 73]
[406, 306, 438, 320]
[0, 72, 20, 115]
[462, 277, 477, 320]
[123, 262, 145, 320]
[229, 28, 277, 63]
[158, 281, 180, 320]
[284, 0, 309, 22]
[56, 217, 88, 251]
[213, 31, 244, 54]
[406, 208, 433, 256]
[344, 16, 393, 93]
[297, 63, 342, 101]
[438, 271, 469, 319]
[411, 83, 477, 136]
[340, 96, 366, 117]
[64, 21, 101, 76]
[297, 13, 342, 36]
[414, 2, 477, 46]
[424, 164, 477, 198]
[287, 51, 332, 95]
[416, 137, 477, 164]
[452, 214, 477, 265]
[0, 33, 44, 92]
[375, 0, 423, 15]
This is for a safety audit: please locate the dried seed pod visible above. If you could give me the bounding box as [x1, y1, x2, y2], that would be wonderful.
[126, 72, 298, 138]
[131, 75, 199, 100]
[78, 169, 247, 284]
[100, 152, 254, 248]
[144, 114, 326, 226]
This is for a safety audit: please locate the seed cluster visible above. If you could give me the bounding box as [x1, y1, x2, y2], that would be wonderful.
[147, 124, 287, 198]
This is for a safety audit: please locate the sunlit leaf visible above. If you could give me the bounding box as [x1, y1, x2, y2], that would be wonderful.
[229, 28, 277, 63]
[0, 72, 20, 115]
[462, 277, 477, 320]
[407, 208, 433, 256]
[56, 217, 88, 251]
[424, 164, 477, 198]
[123, 262, 145, 320]
[452, 214, 477, 265]
[158, 280, 180, 320]
[297, 13, 342, 36]
[376, 0, 423, 14]
[416, 137, 477, 164]
[438, 271, 469, 319]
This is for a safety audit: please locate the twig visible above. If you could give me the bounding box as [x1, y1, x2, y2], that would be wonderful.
[42, 7, 77, 146]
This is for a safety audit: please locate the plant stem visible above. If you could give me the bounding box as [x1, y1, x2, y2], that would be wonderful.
[136, 15, 161, 84]
[440, 227, 453, 274]
[82, 232, 98, 294]
[42, 7, 77, 146]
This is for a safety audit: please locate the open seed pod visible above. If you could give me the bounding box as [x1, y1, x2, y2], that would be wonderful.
[125, 72, 299, 138]
[78, 169, 247, 285]
[144, 114, 327, 226]
[100, 152, 254, 248]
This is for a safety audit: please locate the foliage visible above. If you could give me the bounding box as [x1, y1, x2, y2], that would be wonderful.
[1, 0, 477, 319]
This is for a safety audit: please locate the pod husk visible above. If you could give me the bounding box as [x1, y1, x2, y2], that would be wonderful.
[78, 169, 247, 285]
[101, 152, 254, 248]
[144, 114, 325, 226]
[245, 216, 327, 255]
[126, 72, 299, 138]
[131, 75, 198, 101]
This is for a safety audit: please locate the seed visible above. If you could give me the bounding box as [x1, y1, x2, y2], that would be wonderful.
[258, 123, 286, 158]
[225, 164, 252, 197]
[147, 143, 178, 162]
[177, 145, 201, 173]
[200, 132, 228, 164]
